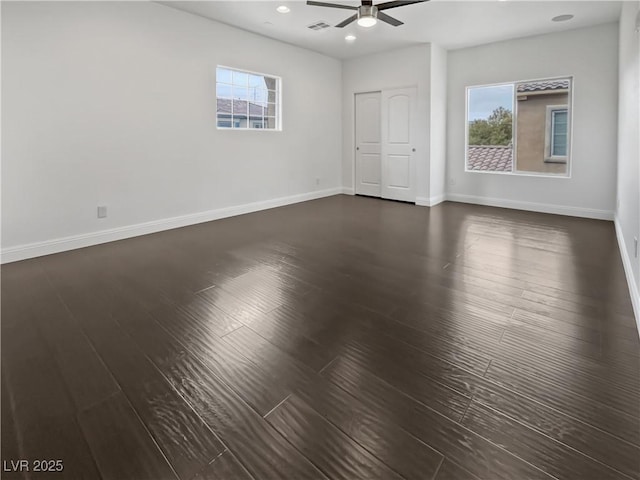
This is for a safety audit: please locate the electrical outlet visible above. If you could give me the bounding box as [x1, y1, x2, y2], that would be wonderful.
[449, 178, 456, 186]
[97, 206, 107, 219]
[634, 237, 638, 258]
[315, 177, 320, 186]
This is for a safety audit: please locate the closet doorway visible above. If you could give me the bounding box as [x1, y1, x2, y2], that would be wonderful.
[355, 87, 417, 202]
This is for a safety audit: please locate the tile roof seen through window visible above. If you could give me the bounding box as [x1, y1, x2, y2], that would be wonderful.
[517, 79, 569, 93]
[467, 145, 513, 171]
[217, 98, 269, 117]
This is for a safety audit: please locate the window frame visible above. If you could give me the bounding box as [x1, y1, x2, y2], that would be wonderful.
[216, 65, 282, 132]
[464, 75, 573, 179]
[544, 105, 569, 163]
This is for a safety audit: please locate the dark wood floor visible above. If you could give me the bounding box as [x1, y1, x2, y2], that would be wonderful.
[2, 195, 639, 480]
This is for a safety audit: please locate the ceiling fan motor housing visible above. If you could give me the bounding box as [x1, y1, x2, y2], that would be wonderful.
[306, 0, 430, 28]
[358, 5, 378, 21]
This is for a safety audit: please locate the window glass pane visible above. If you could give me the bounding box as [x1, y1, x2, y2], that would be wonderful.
[266, 102, 277, 117]
[216, 84, 233, 98]
[552, 110, 568, 156]
[515, 78, 570, 174]
[217, 116, 232, 128]
[216, 67, 232, 84]
[248, 74, 266, 89]
[232, 87, 249, 101]
[232, 100, 248, 117]
[264, 76, 277, 91]
[216, 98, 231, 115]
[553, 143, 567, 156]
[264, 117, 277, 129]
[232, 70, 249, 87]
[249, 116, 264, 128]
[232, 116, 245, 128]
[247, 102, 264, 118]
[553, 110, 567, 127]
[249, 88, 268, 105]
[466, 84, 514, 172]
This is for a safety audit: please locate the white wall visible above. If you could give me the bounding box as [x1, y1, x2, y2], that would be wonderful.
[429, 44, 447, 205]
[1, 1, 342, 256]
[616, 1, 640, 320]
[342, 45, 431, 200]
[446, 23, 619, 220]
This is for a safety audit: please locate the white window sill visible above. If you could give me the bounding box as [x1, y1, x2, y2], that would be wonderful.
[465, 168, 571, 179]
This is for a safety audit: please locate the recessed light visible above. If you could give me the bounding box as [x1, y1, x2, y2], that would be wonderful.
[276, 5, 290, 14]
[345, 34, 357, 42]
[552, 14, 574, 22]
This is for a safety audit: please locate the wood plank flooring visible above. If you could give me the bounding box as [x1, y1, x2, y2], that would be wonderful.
[2, 195, 639, 480]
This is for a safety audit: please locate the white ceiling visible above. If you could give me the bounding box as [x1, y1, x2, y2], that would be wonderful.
[160, 0, 622, 59]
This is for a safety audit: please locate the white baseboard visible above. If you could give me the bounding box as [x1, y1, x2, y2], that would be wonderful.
[430, 194, 446, 207]
[445, 193, 614, 221]
[1, 187, 343, 264]
[342, 187, 355, 195]
[430, 194, 445, 206]
[416, 195, 445, 207]
[614, 217, 640, 336]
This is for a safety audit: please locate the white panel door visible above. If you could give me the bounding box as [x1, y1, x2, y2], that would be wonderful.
[381, 87, 417, 202]
[355, 92, 382, 197]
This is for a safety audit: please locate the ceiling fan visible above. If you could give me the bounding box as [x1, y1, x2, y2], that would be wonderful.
[307, 0, 429, 28]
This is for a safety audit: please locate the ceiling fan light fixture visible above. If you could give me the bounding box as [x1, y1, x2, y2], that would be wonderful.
[357, 5, 378, 27]
[357, 16, 377, 27]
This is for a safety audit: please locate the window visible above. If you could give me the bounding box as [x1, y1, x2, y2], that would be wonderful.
[466, 84, 514, 172]
[545, 106, 568, 162]
[466, 77, 572, 176]
[216, 66, 281, 130]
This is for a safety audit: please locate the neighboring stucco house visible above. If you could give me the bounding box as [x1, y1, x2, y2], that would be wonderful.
[216, 98, 276, 129]
[515, 79, 570, 174]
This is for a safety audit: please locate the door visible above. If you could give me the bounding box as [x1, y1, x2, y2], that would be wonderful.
[355, 92, 382, 197]
[381, 87, 417, 202]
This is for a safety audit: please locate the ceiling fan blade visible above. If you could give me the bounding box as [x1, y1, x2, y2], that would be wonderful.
[377, 11, 403, 26]
[376, 0, 429, 11]
[335, 14, 358, 27]
[306, 1, 358, 10]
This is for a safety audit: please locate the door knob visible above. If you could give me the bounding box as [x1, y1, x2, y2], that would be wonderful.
[412, 148, 416, 152]
[356, 147, 360, 150]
